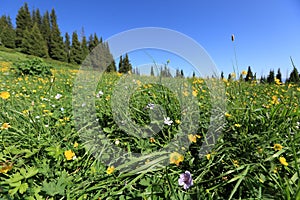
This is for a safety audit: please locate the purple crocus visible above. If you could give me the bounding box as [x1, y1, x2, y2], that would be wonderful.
[178, 171, 193, 190]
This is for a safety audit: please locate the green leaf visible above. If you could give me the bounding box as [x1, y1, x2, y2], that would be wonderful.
[19, 182, 28, 194]
[24, 167, 39, 179]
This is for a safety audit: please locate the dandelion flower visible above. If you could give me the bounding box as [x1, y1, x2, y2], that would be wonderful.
[225, 112, 232, 118]
[0, 91, 10, 100]
[74, 142, 79, 148]
[106, 166, 115, 174]
[170, 152, 184, 166]
[241, 70, 247, 75]
[0, 162, 13, 174]
[279, 156, 288, 166]
[178, 171, 193, 190]
[206, 153, 211, 160]
[273, 144, 283, 151]
[234, 124, 242, 128]
[64, 150, 76, 161]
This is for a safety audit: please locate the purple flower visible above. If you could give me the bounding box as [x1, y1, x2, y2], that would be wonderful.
[178, 171, 193, 190]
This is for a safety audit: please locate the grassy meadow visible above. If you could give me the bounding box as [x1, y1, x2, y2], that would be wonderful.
[0, 47, 300, 199]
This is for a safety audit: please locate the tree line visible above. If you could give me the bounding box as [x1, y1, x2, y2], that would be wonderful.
[220, 58, 300, 84]
[0, 2, 136, 73]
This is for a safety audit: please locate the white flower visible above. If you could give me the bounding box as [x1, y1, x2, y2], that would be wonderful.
[55, 93, 62, 100]
[115, 139, 120, 145]
[146, 103, 155, 110]
[164, 117, 173, 126]
[60, 107, 64, 112]
[96, 90, 103, 98]
[81, 103, 86, 107]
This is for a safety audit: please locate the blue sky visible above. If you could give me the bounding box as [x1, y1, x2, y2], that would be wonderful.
[1, 0, 300, 78]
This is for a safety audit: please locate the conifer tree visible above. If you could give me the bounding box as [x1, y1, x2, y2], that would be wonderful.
[21, 23, 48, 57]
[34, 9, 42, 30]
[276, 68, 282, 83]
[180, 69, 184, 78]
[120, 54, 132, 73]
[245, 66, 253, 82]
[70, 31, 82, 64]
[0, 16, 16, 48]
[150, 66, 155, 76]
[41, 11, 51, 52]
[220, 71, 224, 79]
[118, 55, 124, 73]
[288, 57, 300, 83]
[49, 9, 66, 61]
[64, 32, 71, 62]
[267, 70, 275, 84]
[106, 60, 117, 72]
[81, 36, 89, 60]
[15, 3, 32, 47]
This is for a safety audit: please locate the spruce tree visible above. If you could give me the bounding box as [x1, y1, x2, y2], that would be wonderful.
[41, 11, 51, 51]
[21, 23, 48, 57]
[64, 32, 71, 62]
[276, 68, 282, 83]
[245, 66, 253, 82]
[267, 70, 275, 84]
[121, 53, 132, 73]
[15, 3, 32, 47]
[118, 55, 124, 73]
[81, 36, 89, 60]
[70, 31, 82, 64]
[49, 9, 66, 61]
[220, 71, 224, 79]
[34, 9, 42, 30]
[288, 58, 300, 83]
[0, 16, 16, 48]
[180, 69, 184, 78]
[150, 66, 155, 76]
[106, 60, 117, 72]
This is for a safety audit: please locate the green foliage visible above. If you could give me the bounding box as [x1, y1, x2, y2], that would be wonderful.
[0, 15, 16, 48]
[245, 65, 253, 82]
[288, 57, 300, 84]
[13, 58, 52, 76]
[21, 23, 48, 57]
[15, 3, 32, 48]
[118, 53, 132, 73]
[69, 31, 82, 64]
[49, 9, 67, 62]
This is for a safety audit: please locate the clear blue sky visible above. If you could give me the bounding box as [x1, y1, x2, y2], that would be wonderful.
[1, 0, 300, 78]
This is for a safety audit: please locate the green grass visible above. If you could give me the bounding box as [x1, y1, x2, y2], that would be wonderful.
[0, 48, 300, 199]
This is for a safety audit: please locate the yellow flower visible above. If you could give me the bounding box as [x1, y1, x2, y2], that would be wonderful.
[234, 124, 241, 128]
[233, 160, 239, 167]
[279, 156, 288, 166]
[241, 70, 247, 75]
[225, 112, 231, 118]
[169, 152, 184, 166]
[74, 142, 79, 148]
[149, 137, 155, 143]
[0, 162, 13, 174]
[106, 166, 115, 174]
[297, 87, 300, 92]
[192, 90, 198, 97]
[1, 123, 11, 130]
[273, 144, 283, 151]
[231, 73, 236, 78]
[206, 154, 211, 160]
[64, 150, 76, 161]
[188, 134, 197, 143]
[0, 91, 10, 100]
[175, 119, 181, 124]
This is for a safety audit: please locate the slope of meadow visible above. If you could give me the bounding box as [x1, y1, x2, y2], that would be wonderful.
[0, 47, 300, 199]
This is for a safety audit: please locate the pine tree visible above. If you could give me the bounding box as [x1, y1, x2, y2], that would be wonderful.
[276, 68, 282, 83]
[220, 71, 224, 79]
[21, 23, 48, 57]
[49, 9, 66, 61]
[180, 69, 184, 78]
[70, 31, 82, 64]
[121, 53, 132, 73]
[0, 16, 16, 48]
[150, 66, 155, 76]
[192, 71, 196, 78]
[245, 66, 253, 82]
[15, 3, 32, 47]
[81, 36, 89, 60]
[118, 55, 124, 73]
[267, 70, 275, 84]
[33, 9, 42, 30]
[288, 57, 300, 83]
[175, 69, 180, 77]
[64, 32, 71, 62]
[106, 60, 117, 72]
[41, 11, 51, 53]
